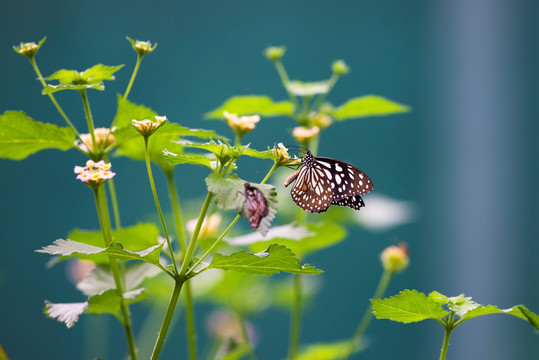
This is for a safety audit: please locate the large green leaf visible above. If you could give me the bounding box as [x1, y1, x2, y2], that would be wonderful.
[45, 64, 124, 85]
[0, 111, 76, 160]
[206, 244, 322, 275]
[297, 340, 363, 360]
[163, 152, 214, 169]
[371, 289, 448, 323]
[205, 95, 294, 119]
[227, 221, 346, 258]
[328, 95, 410, 120]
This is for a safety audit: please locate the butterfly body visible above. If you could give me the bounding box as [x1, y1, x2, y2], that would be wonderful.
[284, 150, 372, 213]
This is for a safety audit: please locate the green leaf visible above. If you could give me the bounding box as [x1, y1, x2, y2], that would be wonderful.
[42, 83, 105, 94]
[458, 304, 539, 330]
[206, 244, 322, 276]
[241, 147, 278, 161]
[114, 96, 158, 127]
[0, 111, 76, 160]
[286, 80, 330, 96]
[205, 95, 294, 119]
[206, 174, 278, 235]
[228, 221, 345, 258]
[44, 288, 145, 327]
[36, 238, 165, 269]
[297, 340, 363, 360]
[77, 262, 162, 296]
[46, 64, 124, 85]
[329, 95, 410, 120]
[163, 151, 213, 169]
[371, 289, 448, 323]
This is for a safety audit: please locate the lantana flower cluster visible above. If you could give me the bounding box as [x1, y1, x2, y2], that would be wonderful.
[223, 111, 260, 137]
[76, 127, 116, 153]
[74, 160, 116, 189]
[131, 115, 167, 137]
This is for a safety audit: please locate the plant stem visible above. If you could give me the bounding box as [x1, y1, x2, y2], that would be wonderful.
[29, 57, 81, 139]
[272, 58, 299, 112]
[179, 191, 214, 277]
[79, 89, 99, 157]
[93, 188, 138, 360]
[288, 274, 302, 360]
[112, 53, 142, 128]
[237, 311, 257, 360]
[150, 278, 184, 360]
[344, 269, 393, 359]
[165, 170, 197, 360]
[144, 136, 178, 275]
[311, 72, 340, 112]
[104, 154, 122, 232]
[439, 314, 455, 360]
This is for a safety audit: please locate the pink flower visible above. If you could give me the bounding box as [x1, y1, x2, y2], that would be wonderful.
[74, 160, 116, 189]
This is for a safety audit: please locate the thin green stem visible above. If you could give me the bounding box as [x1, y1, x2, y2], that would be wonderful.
[288, 274, 302, 360]
[234, 132, 243, 146]
[165, 170, 197, 360]
[104, 154, 122, 232]
[237, 311, 257, 360]
[93, 188, 138, 360]
[344, 269, 394, 359]
[311, 73, 340, 112]
[439, 314, 455, 360]
[80, 89, 98, 157]
[150, 279, 184, 360]
[179, 191, 214, 277]
[272, 59, 299, 111]
[29, 57, 81, 138]
[144, 137, 179, 275]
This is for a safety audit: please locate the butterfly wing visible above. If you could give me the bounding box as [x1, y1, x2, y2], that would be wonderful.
[313, 156, 373, 200]
[331, 194, 365, 210]
[289, 165, 334, 213]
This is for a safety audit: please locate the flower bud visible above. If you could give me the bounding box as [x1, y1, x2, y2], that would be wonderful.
[186, 213, 222, 240]
[77, 127, 116, 153]
[126, 37, 157, 56]
[292, 126, 320, 144]
[380, 242, 409, 273]
[309, 112, 333, 129]
[13, 37, 46, 59]
[332, 59, 350, 75]
[264, 46, 286, 61]
[223, 111, 260, 137]
[131, 115, 167, 137]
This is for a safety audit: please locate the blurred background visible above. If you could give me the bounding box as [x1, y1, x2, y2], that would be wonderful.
[1, 0, 538, 359]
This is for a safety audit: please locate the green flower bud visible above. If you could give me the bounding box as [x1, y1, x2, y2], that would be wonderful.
[332, 59, 350, 75]
[380, 243, 409, 273]
[126, 37, 157, 56]
[13, 37, 46, 59]
[264, 46, 286, 61]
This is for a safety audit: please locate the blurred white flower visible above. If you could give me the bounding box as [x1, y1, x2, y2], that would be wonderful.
[356, 194, 416, 231]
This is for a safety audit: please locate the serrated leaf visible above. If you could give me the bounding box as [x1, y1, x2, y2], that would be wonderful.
[44, 301, 88, 328]
[371, 289, 448, 323]
[36, 238, 165, 269]
[42, 83, 105, 94]
[0, 111, 76, 160]
[205, 95, 294, 119]
[46, 64, 123, 85]
[228, 221, 345, 258]
[297, 340, 364, 360]
[207, 244, 322, 275]
[427, 291, 449, 305]
[459, 304, 539, 330]
[163, 151, 213, 169]
[329, 95, 410, 120]
[241, 147, 278, 160]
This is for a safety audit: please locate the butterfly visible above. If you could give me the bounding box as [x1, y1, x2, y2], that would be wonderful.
[243, 182, 269, 229]
[284, 150, 373, 213]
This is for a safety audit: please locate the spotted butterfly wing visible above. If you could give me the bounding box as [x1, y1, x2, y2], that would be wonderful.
[285, 150, 372, 213]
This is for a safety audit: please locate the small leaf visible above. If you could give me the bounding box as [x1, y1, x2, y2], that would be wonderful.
[205, 95, 294, 119]
[329, 95, 410, 120]
[0, 111, 76, 160]
[228, 221, 346, 258]
[44, 301, 88, 328]
[241, 147, 278, 161]
[297, 340, 364, 360]
[371, 289, 448, 323]
[42, 83, 105, 94]
[459, 304, 539, 330]
[286, 80, 330, 96]
[46, 64, 123, 85]
[163, 151, 213, 169]
[207, 244, 322, 276]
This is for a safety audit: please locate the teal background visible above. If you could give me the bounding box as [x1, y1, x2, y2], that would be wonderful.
[1, 1, 538, 359]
